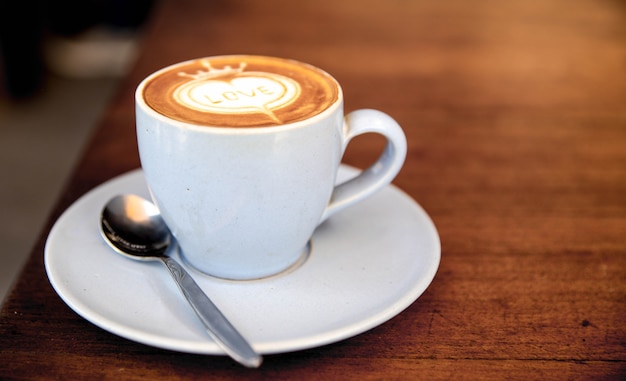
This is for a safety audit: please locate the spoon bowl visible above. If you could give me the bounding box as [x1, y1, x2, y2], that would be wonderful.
[101, 194, 170, 258]
[100, 194, 262, 368]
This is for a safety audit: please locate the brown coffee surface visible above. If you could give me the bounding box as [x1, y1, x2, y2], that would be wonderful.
[142, 56, 339, 127]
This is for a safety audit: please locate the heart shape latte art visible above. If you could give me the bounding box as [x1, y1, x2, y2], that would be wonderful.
[174, 73, 301, 123]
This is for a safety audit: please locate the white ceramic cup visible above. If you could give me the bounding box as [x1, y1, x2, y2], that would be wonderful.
[136, 55, 406, 280]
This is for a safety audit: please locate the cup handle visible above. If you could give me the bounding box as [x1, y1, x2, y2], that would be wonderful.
[320, 109, 407, 222]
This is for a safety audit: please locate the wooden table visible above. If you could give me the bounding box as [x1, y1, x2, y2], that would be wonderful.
[2, 0, 625, 379]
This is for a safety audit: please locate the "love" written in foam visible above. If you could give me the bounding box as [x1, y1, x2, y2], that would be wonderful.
[174, 73, 301, 123]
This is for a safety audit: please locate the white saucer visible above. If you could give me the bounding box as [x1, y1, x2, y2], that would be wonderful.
[45, 165, 440, 355]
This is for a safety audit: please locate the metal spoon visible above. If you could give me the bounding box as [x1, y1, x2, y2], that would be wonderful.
[100, 194, 262, 368]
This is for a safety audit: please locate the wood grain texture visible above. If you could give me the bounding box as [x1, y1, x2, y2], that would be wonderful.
[1, 0, 625, 379]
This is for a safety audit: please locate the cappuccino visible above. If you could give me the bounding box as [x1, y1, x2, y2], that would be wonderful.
[136, 55, 407, 279]
[141, 55, 339, 127]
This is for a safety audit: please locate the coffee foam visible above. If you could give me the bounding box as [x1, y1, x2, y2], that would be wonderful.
[141, 56, 340, 127]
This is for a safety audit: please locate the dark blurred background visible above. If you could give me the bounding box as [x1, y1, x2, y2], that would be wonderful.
[0, 0, 155, 98]
[0, 0, 156, 303]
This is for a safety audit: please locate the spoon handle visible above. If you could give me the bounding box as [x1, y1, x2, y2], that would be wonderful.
[160, 256, 262, 368]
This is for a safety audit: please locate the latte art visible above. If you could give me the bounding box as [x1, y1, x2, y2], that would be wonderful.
[141, 56, 339, 127]
[174, 70, 300, 123]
